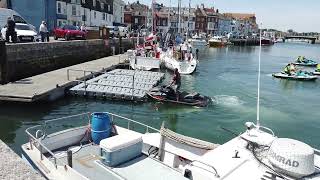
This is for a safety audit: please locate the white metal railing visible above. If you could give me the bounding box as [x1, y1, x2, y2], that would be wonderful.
[191, 160, 220, 178]
[25, 112, 160, 169]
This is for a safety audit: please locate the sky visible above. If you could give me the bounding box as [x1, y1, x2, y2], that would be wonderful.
[126, 0, 320, 32]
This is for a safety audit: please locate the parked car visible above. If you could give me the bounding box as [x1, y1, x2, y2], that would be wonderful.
[53, 25, 86, 41]
[1, 23, 39, 42]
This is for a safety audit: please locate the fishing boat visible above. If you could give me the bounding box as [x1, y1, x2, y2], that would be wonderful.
[128, 34, 161, 71]
[21, 112, 320, 180]
[261, 37, 274, 45]
[208, 36, 226, 47]
[272, 71, 318, 81]
[146, 86, 212, 107]
[162, 43, 198, 75]
[188, 34, 207, 46]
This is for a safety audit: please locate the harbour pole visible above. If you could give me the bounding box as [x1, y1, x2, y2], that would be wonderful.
[256, 24, 262, 128]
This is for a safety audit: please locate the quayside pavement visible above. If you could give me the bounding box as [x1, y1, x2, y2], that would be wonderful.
[0, 54, 127, 102]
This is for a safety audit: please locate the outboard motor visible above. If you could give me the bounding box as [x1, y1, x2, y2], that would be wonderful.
[267, 138, 315, 178]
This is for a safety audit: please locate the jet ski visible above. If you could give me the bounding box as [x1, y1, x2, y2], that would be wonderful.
[272, 71, 317, 81]
[293, 59, 318, 67]
[313, 70, 320, 75]
[146, 86, 213, 107]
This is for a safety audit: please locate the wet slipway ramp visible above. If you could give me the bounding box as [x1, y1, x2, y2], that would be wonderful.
[69, 69, 164, 101]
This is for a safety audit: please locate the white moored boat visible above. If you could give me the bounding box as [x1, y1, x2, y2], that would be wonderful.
[128, 33, 161, 71]
[163, 43, 198, 75]
[188, 34, 207, 46]
[208, 36, 226, 47]
[21, 112, 320, 180]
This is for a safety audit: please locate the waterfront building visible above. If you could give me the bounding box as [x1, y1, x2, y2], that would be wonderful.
[223, 13, 258, 37]
[124, 1, 148, 31]
[10, 0, 56, 31]
[195, 5, 207, 34]
[80, 0, 113, 27]
[181, 8, 196, 35]
[155, 7, 169, 33]
[217, 13, 232, 36]
[113, 0, 125, 25]
[204, 7, 218, 35]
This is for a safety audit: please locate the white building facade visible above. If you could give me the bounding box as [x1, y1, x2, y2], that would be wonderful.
[56, 0, 113, 28]
[113, 0, 125, 24]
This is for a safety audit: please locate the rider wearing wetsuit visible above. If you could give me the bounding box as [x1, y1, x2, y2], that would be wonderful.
[171, 68, 181, 100]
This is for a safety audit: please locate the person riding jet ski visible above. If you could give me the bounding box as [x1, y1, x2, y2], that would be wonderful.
[283, 63, 296, 75]
[296, 56, 306, 63]
[169, 68, 181, 101]
[316, 64, 320, 72]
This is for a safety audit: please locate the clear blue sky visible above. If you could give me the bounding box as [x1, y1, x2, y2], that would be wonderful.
[126, 0, 320, 32]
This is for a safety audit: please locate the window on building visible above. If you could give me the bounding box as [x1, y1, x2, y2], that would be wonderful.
[108, 5, 110, 11]
[57, 2, 61, 14]
[135, 18, 138, 24]
[93, 0, 96, 7]
[101, 3, 104, 10]
[82, 0, 86, 3]
[102, 13, 106, 20]
[94, 11, 96, 19]
[109, 15, 112, 22]
[72, 5, 76, 16]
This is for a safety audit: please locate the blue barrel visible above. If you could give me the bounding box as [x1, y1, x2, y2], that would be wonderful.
[91, 112, 111, 144]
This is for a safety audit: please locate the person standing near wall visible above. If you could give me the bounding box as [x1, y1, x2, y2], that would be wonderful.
[6, 17, 17, 43]
[39, 21, 49, 42]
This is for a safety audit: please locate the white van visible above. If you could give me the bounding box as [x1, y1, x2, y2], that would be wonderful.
[118, 26, 128, 37]
[0, 8, 28, 29]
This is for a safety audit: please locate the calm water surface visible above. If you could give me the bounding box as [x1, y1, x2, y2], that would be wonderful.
[1, 42, 319, 154]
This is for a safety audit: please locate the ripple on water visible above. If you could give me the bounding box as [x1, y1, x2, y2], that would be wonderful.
[213, 95, 245, 107]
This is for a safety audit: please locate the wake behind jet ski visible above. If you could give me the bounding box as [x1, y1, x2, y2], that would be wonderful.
[146, 85, 213, 107]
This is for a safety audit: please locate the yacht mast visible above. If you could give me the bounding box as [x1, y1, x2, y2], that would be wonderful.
[187, 0, 191, 37]
[178, 0, 181, 34]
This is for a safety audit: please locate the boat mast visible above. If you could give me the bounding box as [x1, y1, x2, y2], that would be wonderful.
[151, 0, 154, 33]
[187, 0, 191, 37]
[168, 0, 171, 32]
[256, 24, 262, 127]
[178, 0, 181, 34]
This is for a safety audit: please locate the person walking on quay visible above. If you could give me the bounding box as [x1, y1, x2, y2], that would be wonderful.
[5, 17, 17, 43]
[39, 21, 49, 42]
[80, 24, 86, 32]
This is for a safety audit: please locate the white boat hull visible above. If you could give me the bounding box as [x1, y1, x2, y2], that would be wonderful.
[164, 56, 197, 75]
[129, 56, 160, 71]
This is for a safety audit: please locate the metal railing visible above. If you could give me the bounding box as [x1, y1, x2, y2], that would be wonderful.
[191, 160, 220, 178]
[25, 112, 160, 169]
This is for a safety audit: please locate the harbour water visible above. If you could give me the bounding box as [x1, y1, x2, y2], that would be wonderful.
[1, 42, 319, 155]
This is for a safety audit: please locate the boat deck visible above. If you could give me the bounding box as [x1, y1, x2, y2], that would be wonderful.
[49, 144, 187, 180]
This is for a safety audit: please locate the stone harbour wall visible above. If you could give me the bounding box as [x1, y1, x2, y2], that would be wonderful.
[0, 38, 138, 83]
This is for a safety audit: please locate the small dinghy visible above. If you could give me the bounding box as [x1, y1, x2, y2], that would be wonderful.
[272, 71, 317, 81]
[147, 86, 212, 107]
[313, 70, 320, 75]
